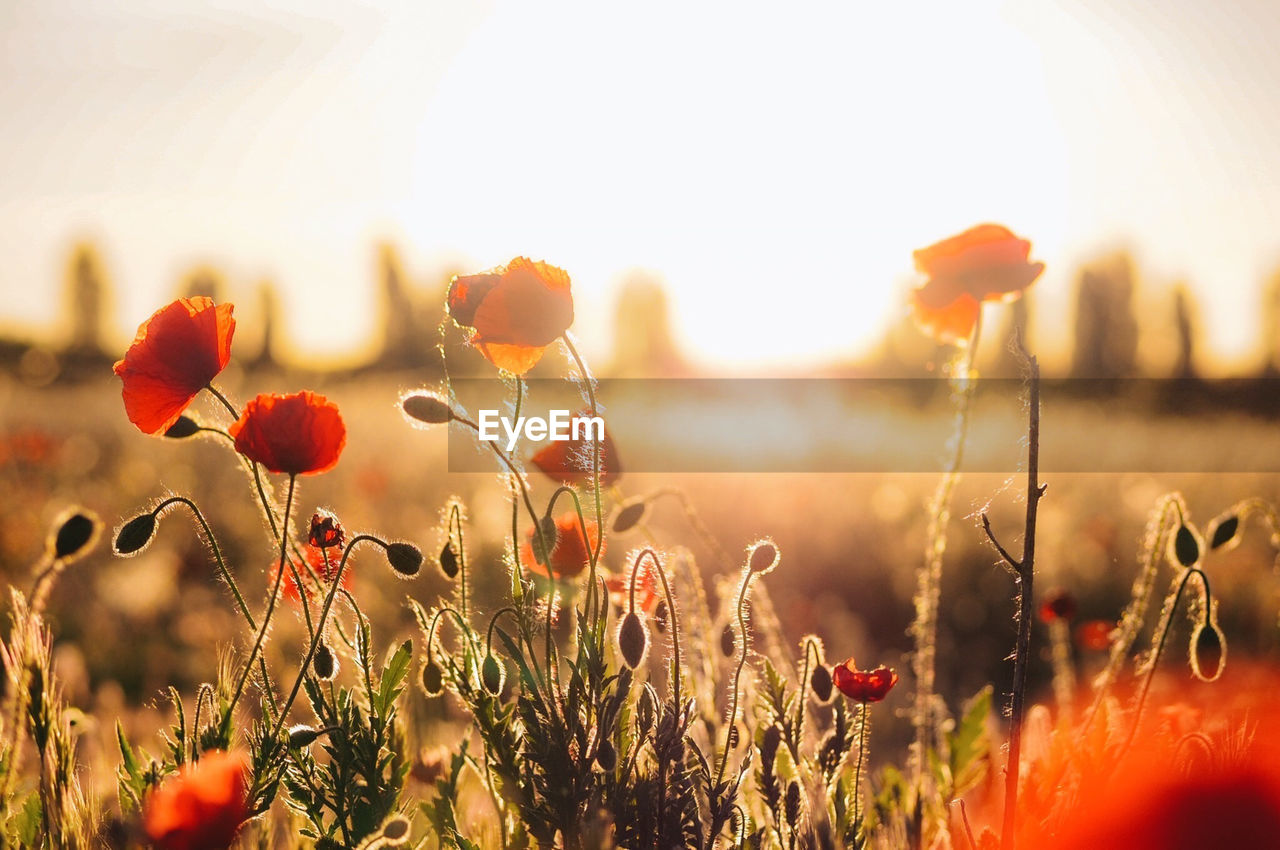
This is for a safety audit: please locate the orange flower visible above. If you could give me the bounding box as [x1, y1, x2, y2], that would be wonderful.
[1038, 589, 1077, 624]
[1075, 619, 1115, 651]
[521, 514, 598, 580]
[448, 257, 574, 374]
[832, 659, 898, 703]
[229, 392, 346, 476]
[530, 415, 622, 487]
[606, 557, 661, 615]
[143, 749, 249, 850]
[113, 297, 235, 434]
[910, 224, 1044, 344]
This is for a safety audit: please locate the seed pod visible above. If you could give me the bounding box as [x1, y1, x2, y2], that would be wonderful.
[749, 540, 779, 575]
[51, 509, 100, 562]
[1190, 620, 1226, 682]
[481, 653, 505, 695]
[163, 415, 201, 439]
[761, 724, 782, 766]
[595, 738, 617, 772]
[1172, 524, 1201, 568]
[1209, 514, 1241, 551]
[439, 541, 459, 579]
[720, 624, 737, 658]
[810, 664, 834, 704]
[386, 542, 423, 578]
[536, 514, 559, 559]
[312, 643, 338, 680]
[785, 780, 802, 828]
[114, 513, 157, 556]
[287, 725, 324, 748]
[421, 660, 445, 696]
[379, 814, 412, 846]
[727, 723, 740, 749]
[637, 686, 656, 736]
[612, 500, 647, 534]
[401, 392, 452, 425]
[618, 612, 648, 669]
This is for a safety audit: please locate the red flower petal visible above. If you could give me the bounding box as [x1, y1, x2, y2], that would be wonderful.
[521, 514, 599, 580]
[113, 298, 235, 434]
[529, 415, 622, 487]
[229, 391, 346, 476]
[447, 257, 574, 374]
[833, 659, 899, 703]
[143, 749, 249, 850]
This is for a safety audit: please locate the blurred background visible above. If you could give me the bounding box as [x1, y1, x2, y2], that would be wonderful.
[3, 0, 1280, 799]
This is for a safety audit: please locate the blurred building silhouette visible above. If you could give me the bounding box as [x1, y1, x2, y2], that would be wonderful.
[1070, 251, 1139, 379]
[179, 265, 227, 305]
[64, 242, 109, 357]
[1171, 284, 1197, 380]
[606, 271, 688, 377]
[247, 281, 282, 372]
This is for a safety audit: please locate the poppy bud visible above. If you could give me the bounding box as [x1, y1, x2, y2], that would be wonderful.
[1209, 514, 1241, 551]
[313, 643, 338, 681]
[618, 612, 648, 669]
[810, 664, 834, 704]
[308, 511, 344, 549]
[761, 724, 782, 765]
[653, 601, 669, 634]
[287, 725, 324, 748]
[720, 624, 737, 658]
[439, 541, 459, 579]
[163, 416, 201, 439]
[401, 392, 453, 425]
[537, 514, 559, 556]
[50, 509, 100, 562]
[379, 814, 411, 846]
[421, 660, 444, 696]
[1190, 621, 1226, 682]
[1038, 589, 1077, 624]
[612, 500, 647, 534]
[481, 653, 505, 695]
[785, 781, 802, 828]
[114, 512, 157, 556]
[727, 723, 740, 749]
[749, 540, 779, 575]
[595, 738, 617, 772]
[637, 687, 656, 736]
[1172, 524, 1201, 568]
[386, 542, 423, 578]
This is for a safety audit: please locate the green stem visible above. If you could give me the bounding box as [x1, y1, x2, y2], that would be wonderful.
[716, 566, 757, 787]
[562, 334, 605, 617]
[629, 549, 682, 709]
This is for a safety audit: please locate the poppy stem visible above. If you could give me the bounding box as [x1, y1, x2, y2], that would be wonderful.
[794, 637, 822, 758]
[448, 503, 469, 619]
[229, 474, 296, 717]
[629, 549, 682, 710]
[853, 703, 869, 826]
[716, 564, 757, 788]
[153, 496, 255, 629]
[562, 334, 605, 622]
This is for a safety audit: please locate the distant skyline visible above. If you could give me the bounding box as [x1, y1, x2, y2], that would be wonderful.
[2, 0, 1279, 372]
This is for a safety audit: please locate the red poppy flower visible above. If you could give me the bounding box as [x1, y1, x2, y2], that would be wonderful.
[1075, 619, 1115, 651]
[448, 256, 574, 374]
[832, 659, 898, 703]
[910, 224, 1044, 345]
[530, 415, 622, 487]
[606, 557, 661, 615]
[143, 749, 249, 850]
[279, 544, 353, 604]
[521, 514, 599, 580]
[229, 392, 346, 475]
[308, 510, 345, 549]
[1038, 589, 1077, 624]
[113, 297, 235, 434]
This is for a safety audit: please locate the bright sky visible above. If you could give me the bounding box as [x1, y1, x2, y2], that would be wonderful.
[2, 0, 1279, 370]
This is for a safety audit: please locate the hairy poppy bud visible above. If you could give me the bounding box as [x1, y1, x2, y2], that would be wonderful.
[749, 540, 779, 575]
[401, 392, 452, 425]
[51, 509, 100, 562]
[386, 542, 423, 578]
[785, 781, 802, 828]
[727, 723, 740, 749]
[1172, 524, 1201, 568]
[637, 686, 656, 736]
[439, 541, 459, 579]
[596, 738, 617, 772]
[618, 612, 648, 669]
[481, 654, 505, 695]
[287, 725, 324, 748]
[537, 514, 559, 555]
[379, 814, 411, 846]
[761, 724, 782, 765]
[114, 512, 157, 556]
[653, 601, 668, 634]
[163, 415, 201, 439]
[308, 511, 344, 549]
[810, 664, 834, 704]
[1209, 514, 1241, 551]
[1190, 620, 1226, 682]
[612, 500, 647, 534]
[313, 643, 337, 681]
[720, 624, 737, 658]
[421, 660, 444, 696]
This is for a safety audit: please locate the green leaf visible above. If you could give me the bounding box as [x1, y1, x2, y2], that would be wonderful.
[947, 685, 993, 798]
[375, 640, 414, 719]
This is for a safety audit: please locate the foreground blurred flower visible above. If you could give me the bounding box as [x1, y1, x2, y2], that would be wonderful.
[447, 256, 574, 374]
[521, 514, 597, 580]
[530, 414, 622, 487]
[833, 660, 898, 703]
[280, 545, 353, 604]
[114, 297, 235, 434]
[143, 749, 249, 850]
[606, 557, 661, 615]
[910, 224, 1044, 345]
[1075, 619, 1115, 651]
[1038, 589, 1077, 624]
[229, 391, 346, 475]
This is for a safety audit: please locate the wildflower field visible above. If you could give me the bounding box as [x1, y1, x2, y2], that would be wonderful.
[3, 224, 1280, 850]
